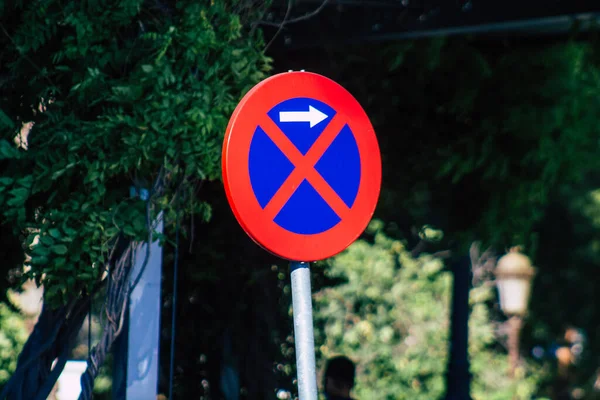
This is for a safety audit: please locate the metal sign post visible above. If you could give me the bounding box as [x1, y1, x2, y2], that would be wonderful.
[222, 71, 381, 399]
[290, 262, 318, 399]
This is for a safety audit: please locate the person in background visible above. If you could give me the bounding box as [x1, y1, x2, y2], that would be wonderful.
[323, 356, 356, 400]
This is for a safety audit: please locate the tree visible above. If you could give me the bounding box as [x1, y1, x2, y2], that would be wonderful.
[526, 174, 600, 398]
[279, 37, 600, 251]
[156, 182, 298, 398]
[277, 37, 600, 396]
[0, 0, 270, 397]
[313, 220, 543, 400]
[2, 2, 599, 397]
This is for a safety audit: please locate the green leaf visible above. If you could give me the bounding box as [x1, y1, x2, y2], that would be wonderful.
[62, 224, 77, 236]
[0, 110, 14, 129]
[32, 244, 50, 256]
[54, 257, 66, 268]
[48, 228, 61, 239]
[132, 217, 145, 232]
[17, 175, 33, 189]
[39, 236, 54, 246]
[6, 187, 28, 206]
[25, 234, 37, 247]
[51, 169, 67, 180]
[0, 177, 13, 186]
[0, 140, 19, 160]
[30, 256, 49, 265]
[51, 245, 68, 255]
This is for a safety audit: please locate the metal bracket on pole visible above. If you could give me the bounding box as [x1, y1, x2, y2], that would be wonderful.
[290, 261, 318, 400]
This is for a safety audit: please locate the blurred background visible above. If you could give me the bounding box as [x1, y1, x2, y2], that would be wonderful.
[1, 0, 600, 399]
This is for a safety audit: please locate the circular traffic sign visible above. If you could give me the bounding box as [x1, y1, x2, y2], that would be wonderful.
[222, 71, 381, 261]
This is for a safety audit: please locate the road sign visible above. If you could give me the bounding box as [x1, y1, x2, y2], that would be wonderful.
[222, 71, 381, 261]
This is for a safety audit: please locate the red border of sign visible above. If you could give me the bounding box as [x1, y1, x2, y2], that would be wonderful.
[222, 71, 381, 261]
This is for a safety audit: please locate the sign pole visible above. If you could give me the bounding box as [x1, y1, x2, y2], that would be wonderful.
[222, 71, 381, 398]
[290, 261, 318, 400]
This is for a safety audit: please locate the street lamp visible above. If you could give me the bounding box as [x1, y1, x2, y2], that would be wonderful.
[495, 247, 536, 378]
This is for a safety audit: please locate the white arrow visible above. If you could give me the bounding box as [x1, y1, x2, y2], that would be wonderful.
[279, 105, 328, 128]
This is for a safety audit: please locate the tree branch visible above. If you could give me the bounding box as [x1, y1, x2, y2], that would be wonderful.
[258, 0, 330, 27]
[469, 242, 497, 287]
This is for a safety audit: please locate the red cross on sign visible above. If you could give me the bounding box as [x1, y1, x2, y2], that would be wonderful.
[222, 71, 381, 261]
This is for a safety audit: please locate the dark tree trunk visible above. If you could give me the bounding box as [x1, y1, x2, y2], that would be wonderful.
[444, 255, 473, 400]
[0, 296, 90, 400]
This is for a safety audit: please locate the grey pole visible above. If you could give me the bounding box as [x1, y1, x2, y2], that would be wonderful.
[290, 261, 318, 400]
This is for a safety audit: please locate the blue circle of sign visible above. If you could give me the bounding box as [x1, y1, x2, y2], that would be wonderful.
[248, 97, 361, 235]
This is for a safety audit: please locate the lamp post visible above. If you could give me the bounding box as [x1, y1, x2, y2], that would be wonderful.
[494, 247, 536, 378]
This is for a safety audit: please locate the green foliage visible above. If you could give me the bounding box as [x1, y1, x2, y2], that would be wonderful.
[527, 176, 600, 397]
[313, 221, 542, 399]
[286, 38, 600, 253]
[0, 304, 27, 386]
[278, 37, 600, 398]
[0, 0, 271, 305]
